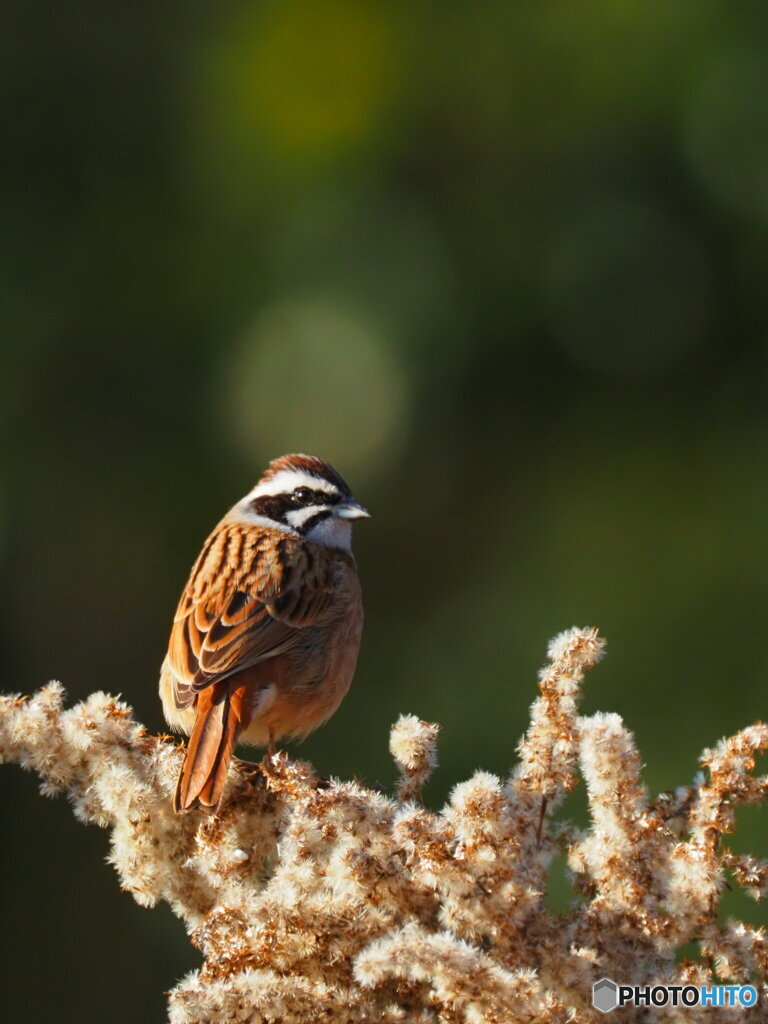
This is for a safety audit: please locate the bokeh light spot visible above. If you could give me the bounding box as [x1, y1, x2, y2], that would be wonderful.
[223, 297, 410, 479]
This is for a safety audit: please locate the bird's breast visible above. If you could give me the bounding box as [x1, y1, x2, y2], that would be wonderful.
[241, 578, 364, 745]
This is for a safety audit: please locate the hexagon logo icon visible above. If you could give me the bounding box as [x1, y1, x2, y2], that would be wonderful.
[593, 978, 618, 1013]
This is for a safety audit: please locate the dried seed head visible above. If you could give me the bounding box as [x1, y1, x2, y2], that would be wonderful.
[1, 628, 765, 1022]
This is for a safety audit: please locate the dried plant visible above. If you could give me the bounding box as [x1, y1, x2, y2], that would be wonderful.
[1, 627, 766, 1022]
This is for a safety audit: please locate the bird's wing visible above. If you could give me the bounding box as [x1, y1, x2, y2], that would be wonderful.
[167, 522, 337, 709]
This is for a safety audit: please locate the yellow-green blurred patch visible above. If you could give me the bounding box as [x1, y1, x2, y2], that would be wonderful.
[200, 0, 399, 175]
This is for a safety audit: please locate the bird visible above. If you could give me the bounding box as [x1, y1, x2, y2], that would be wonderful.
[160, 453, 369, 813]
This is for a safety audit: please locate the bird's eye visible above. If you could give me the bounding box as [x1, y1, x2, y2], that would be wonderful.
[293, 487, 313, 505]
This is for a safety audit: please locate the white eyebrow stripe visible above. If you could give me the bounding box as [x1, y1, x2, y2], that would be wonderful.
[248, 469, 339, 499]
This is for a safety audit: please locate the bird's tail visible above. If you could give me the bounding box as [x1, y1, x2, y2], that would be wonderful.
[174, 682, 249, 813]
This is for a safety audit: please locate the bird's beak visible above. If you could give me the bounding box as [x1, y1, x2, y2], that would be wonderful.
[334, 500, 371, 520]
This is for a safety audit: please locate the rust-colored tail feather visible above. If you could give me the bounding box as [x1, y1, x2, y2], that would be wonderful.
[175, 683, 249, 813]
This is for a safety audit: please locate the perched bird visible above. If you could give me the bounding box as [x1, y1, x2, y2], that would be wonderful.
[160, 454, 369, 813]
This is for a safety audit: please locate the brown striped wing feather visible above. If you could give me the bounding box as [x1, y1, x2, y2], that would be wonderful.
[168, 521, 337, 710]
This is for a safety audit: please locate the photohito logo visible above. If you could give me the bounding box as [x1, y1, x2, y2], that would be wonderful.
[592, 978, 758, 1013]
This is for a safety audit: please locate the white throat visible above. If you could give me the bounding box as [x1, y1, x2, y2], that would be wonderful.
[305, 515, 353, 550]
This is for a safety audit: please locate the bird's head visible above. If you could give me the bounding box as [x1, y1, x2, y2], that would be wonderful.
[234, 454, 369, 550]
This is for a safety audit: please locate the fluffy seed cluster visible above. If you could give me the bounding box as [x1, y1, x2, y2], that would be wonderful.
[1, 627, 766, 1023]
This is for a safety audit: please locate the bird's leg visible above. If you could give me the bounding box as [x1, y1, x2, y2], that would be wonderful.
[256, 730, 278, 785]
[266, 728, 276, 761]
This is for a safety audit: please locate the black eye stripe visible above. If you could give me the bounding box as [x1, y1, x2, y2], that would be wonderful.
[250, 495, 288, 521]
[317, 489, 340, 505]
[249, 490, 339, 530]
[293, 488, 340, 506]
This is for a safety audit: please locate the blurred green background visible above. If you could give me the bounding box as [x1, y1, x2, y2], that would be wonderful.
[2, 0, 768, 1020]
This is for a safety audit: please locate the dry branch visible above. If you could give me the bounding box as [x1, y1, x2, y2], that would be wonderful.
[1, 627, 766, 1023]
